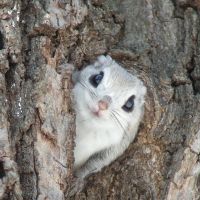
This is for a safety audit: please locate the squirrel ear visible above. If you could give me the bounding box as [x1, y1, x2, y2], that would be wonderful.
[97, 55, 107, 64]
[141, 84, 147, 97]
[94, 55, 113, 67]
[138, 83, 147, 105]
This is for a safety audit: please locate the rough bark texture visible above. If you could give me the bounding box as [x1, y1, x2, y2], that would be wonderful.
[0, 0, 200, 199]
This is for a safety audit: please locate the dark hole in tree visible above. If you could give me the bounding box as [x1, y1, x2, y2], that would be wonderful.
[0, 31, 4, 50]
[0, 161, 6, 179]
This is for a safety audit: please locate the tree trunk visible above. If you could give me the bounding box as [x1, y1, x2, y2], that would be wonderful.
[0, 0, 200, 199]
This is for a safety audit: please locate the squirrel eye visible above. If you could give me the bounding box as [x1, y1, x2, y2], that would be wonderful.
[122, 95, 135, 112]
[89, 71, 104, 88]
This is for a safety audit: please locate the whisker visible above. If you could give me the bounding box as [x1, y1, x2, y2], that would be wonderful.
[112, 110, 129, 131]
[110, 112, 129, 138]
[112, 110, 127, 121]
[112, 110, 124, 119]
[78, 81, 97, 98]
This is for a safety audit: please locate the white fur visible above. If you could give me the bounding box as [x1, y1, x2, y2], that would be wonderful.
[72, 55, 146, 178]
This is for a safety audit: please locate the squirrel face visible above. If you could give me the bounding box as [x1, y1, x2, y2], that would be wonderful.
[73, 55, 146, 134]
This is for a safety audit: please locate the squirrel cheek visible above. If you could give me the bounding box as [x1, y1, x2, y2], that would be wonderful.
[88, 104, 99, 114]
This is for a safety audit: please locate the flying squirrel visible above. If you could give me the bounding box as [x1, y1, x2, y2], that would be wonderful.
[72, 55, 146, 178]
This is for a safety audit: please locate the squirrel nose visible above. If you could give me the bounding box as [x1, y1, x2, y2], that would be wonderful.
[98, 95, 112, 111]
[98, 100, 109, 111]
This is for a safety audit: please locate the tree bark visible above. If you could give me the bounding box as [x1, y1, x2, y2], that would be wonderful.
[0, 0, 200, 199]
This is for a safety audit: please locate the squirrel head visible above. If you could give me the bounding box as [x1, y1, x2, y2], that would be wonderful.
[72, 55, 146, 135]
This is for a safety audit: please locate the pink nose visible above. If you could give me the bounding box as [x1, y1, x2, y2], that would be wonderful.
[98, 100, 108, 111]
